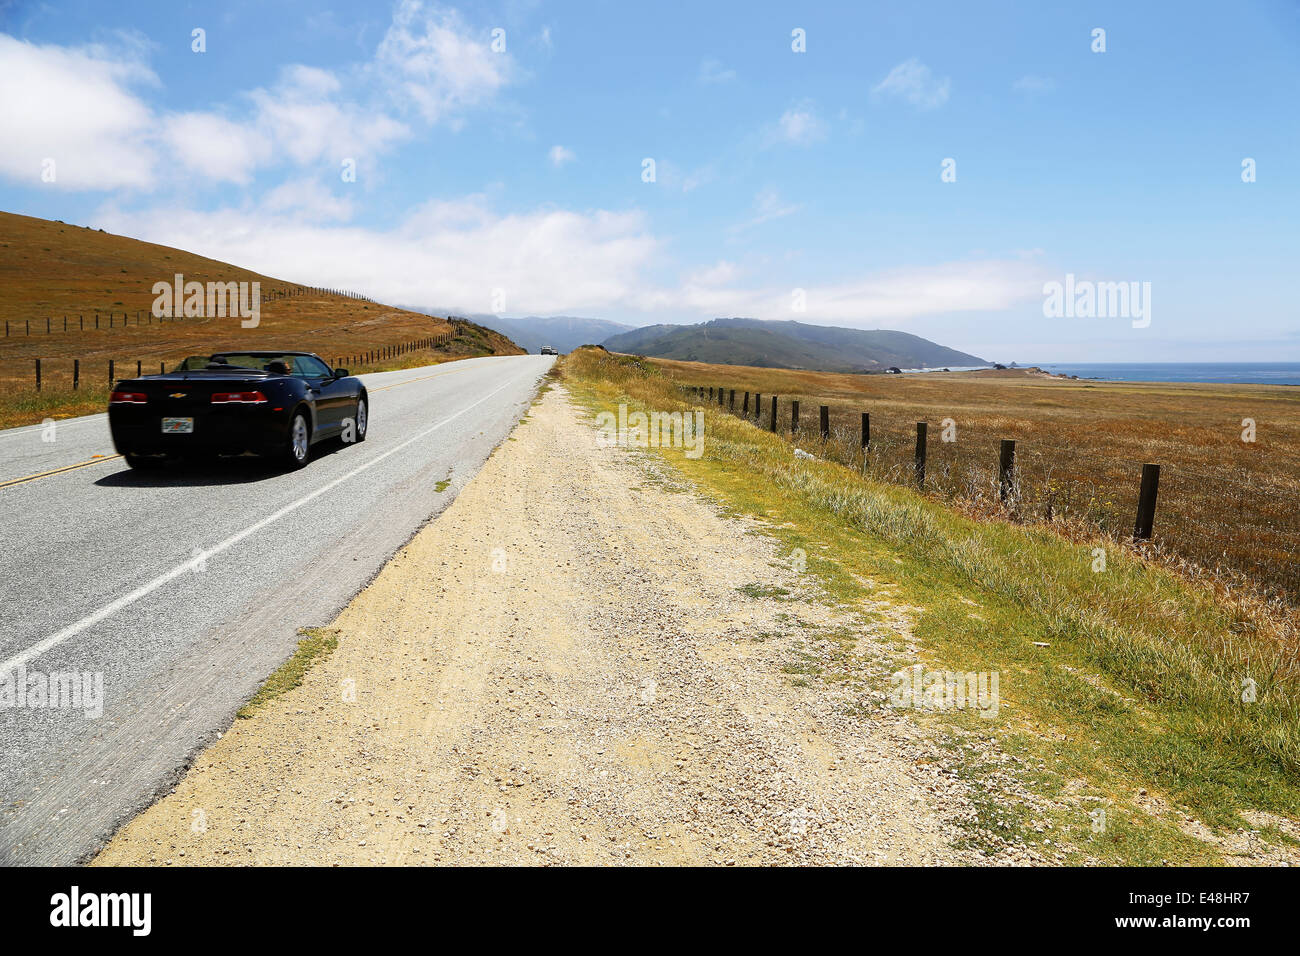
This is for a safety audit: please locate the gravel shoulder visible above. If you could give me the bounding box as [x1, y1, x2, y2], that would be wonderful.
[95, 383, 979, 865]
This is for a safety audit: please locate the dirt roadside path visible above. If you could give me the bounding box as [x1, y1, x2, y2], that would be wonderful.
[95, 383, 979, 865]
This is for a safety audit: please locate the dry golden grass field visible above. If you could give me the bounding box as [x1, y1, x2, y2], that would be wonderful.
[646, 355, 1300, 606]
[0, 210, 522, 427]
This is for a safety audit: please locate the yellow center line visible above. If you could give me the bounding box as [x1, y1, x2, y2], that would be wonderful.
[368, 360, 486, 393]
[0, 454, 123, 490]
[370, 371, 449, 392]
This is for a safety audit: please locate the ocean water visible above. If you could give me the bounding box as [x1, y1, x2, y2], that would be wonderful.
[1032, 362, 1300, 386]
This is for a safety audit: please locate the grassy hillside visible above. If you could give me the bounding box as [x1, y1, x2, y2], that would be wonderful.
[559, 346, 1300, 865]
[602, 317, 987, 371]
[0, 210, 523, 427]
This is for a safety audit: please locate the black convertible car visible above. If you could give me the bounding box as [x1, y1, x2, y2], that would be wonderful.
[108, 351, 368, 470]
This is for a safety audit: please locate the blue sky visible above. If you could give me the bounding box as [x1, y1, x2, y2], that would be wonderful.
[1, 0, 1297, 361]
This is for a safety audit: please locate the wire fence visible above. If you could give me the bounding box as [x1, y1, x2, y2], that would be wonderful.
[21, 330, 460, 391]
[2, 285, 375, 338]
[688, 384, 1300, 605]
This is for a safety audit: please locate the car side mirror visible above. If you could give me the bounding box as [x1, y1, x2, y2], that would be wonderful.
[334, 368, 349, 378]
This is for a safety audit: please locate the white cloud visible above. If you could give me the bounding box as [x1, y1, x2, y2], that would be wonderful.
[699, 58, 736, 84]
[654, 159, 716, 194]
[671, 257, 1047, 323]
[0, 33, 157, 189]
[161, 112, 272, 185]
[248, 64, 409, 168]
[768, 104, 826, 146]
[99, 196, 660, 316]
[686, 261, 742, 286]
[730, 188, 802, 233]
[374, 0, 512, 123]
[0, 3, 512, 192]
[792, 259, 1043, 321]
[1012, 74, 1055, 96]
[873, 58, 951, 110]
[548, 144, 575, 166]
[261, 178, 355, 222]
[97, 184, 1043, 325]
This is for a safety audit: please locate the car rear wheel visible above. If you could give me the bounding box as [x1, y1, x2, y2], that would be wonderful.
[354, 397, 368, 443]
[284, 411, 311, 469]
[124, 453, 166, 470]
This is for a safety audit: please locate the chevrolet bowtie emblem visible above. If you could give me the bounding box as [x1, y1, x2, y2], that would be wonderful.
[169, 392, 188, 398]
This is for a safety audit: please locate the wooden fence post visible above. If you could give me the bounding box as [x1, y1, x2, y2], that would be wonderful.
[729, 389, 735, 410]
[742, 391, 749, 414]
[137, 360, 142, 377]
[1134, 464, 1161, 540]
[35, 358, 41, 391]
[755, 393, 762, 420]
[819, 405, 829, 441]
[998, 439, 1017, 502]
[770, 396, 778, 433]
[74, 359, 79, 390]
[791, 400, 800, 434]
[861, 412, 870, 450]
[915, 422, 927, 486]
[108, 359, 114, 385]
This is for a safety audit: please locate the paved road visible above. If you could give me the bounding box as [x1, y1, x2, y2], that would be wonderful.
[0, 354, 552, 864]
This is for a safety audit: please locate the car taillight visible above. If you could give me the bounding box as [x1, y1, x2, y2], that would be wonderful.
[110, 391, 148, 404]
[211, 391, 268, 404]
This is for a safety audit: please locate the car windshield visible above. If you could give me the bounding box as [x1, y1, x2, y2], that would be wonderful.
[176, 355, 218, 371]
[177, 354, 331, 377]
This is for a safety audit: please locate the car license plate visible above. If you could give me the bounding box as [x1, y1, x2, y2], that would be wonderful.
[161, 417, 194, 434]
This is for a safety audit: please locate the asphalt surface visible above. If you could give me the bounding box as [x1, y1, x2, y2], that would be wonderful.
[0, 354, 552, 864]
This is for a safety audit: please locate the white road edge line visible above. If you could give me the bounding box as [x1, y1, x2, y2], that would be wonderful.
[1, 372, 530, 677]
[0, 414, 107, 442]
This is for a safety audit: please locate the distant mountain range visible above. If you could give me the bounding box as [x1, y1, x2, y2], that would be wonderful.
[457, 315, 633, 354]
[601, 318, 988, 372]
[415, 310, 987, 371]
